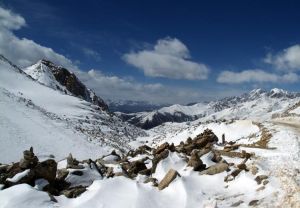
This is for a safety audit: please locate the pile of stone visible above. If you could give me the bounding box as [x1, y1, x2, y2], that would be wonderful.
[0, 128, 262, 198]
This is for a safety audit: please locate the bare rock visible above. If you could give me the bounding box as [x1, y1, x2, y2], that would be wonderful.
[158, 169, 180, 190]
[200, 162, 229, 175]
[255, 175, 268, 185]
[34, 159, 57, 183]
[154, 142, 169, 155]
[187, 151, 206, 171]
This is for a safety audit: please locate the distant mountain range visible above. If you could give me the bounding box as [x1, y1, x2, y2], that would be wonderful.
[117, 88, 300, 129]
[107, 100, 166, 113]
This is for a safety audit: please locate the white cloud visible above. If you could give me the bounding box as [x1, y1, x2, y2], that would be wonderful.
[123, 37, 209, 80]
[0, 6, 76, 69]
[264, 44, 300, 70]
[0, 7, 26, 30]
[217, 69, 298, 84]
[74, 69, 243, 104]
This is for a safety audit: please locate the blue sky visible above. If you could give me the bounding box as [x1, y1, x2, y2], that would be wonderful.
[1, 0, 300, 104]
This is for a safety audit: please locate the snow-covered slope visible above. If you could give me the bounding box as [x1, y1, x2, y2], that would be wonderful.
[0, 55, 145, 163]
[120, 88, 300, 129]
[24, 60, 108, 111]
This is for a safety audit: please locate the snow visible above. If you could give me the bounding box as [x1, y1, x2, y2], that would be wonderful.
[290, 107, 300, 115]
[6, 169, 30, 183]
[66, 163, 103, 187]
[0, 57, 145, 163]
[0, 184, 54, 208]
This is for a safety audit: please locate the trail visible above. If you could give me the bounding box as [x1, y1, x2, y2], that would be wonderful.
[261, 120, 300, 207]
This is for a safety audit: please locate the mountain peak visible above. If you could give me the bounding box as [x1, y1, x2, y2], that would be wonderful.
[24, 59, 109, 111]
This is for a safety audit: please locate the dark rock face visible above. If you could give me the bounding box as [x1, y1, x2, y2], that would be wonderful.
[40, 60, 108, 111]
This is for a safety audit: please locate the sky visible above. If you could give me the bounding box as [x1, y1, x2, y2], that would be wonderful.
[1, 0, 300, 104]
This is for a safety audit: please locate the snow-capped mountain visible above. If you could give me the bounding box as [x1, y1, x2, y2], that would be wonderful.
[0, 55, 145, 163]
[107, 100, 166, 113]
[24, 60, 108, 111]
[119, 88, 300, 129]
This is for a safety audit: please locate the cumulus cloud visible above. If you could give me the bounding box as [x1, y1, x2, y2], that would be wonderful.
[123, 37, 209, 80]
[75, 69, 197, 103]
[0, 6, 76, 69]
[264, 44, 300, 70]
[217, 69, 298, 84]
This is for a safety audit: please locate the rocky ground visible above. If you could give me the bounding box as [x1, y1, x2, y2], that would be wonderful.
[1, 124, 296, 208]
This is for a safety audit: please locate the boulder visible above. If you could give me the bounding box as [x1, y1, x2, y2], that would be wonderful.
[127, 160, 147, 176]
[187, 150, 206, 171]
[154, 142, 169, 155]
[158, 169, 180, 190]
[255, 175, 268, 185]
[34, 159, 57, 183]
[151, 149, 169, 174]
[200, 162, 229, 175]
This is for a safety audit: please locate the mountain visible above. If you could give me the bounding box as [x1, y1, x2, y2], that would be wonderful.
[0, 55, 145, 163]
[24, 60, 108, 111]
[119, 88, 300, 129]
[107, 100, 166, 113]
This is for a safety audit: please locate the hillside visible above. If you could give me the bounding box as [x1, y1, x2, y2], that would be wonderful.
[0, 55, 145, 163]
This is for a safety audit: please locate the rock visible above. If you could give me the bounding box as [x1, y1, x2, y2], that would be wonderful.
[186, 137, 193, 144]
[211, 151, 222, 163]
[237, 163, 247, 170]
[19, 148, 38, 169]
[263, 180, 269, 185]
[60, 186, 86, 198]
[169, 143, 176, 152]
[200, 162, 229, 175]
[248, 200, 259, 206]
[158, 169, 180, 190]
[197, 148, 211, 157]
[56, 169, 69, 181]
[34, 159, 57, 183]
[254, 175, 268, 185]
[221, 134, 226, 144]
[106, 167, 114, 178]
[127, 160, 147, 176]
[230, 169, 242, 178]
[250, 165, 259, 175]
[187, 151, 206, 171]
[138, 169, 152, 176]
[154, 142, 169, 155]
[144, 177, 158, 186]
[67, 154, 83, 169]
[151, 149, 169, 173]
[231, 200, 244, 207]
